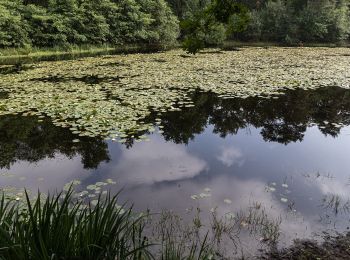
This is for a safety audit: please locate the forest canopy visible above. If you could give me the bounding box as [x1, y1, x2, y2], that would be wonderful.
[234, 0, 350, 44]
[168, 0, 350, 45]
[0, 0, 349, 50]
[0, 0, 180, 48]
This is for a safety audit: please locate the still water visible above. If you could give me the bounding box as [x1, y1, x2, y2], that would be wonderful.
[2, 86, 350, 252]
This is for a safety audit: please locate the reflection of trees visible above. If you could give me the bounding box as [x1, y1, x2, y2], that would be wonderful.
[159, 86, 350, 145]
[160, 93, 213, 144]
[2, 86, 349, 166]
[0, 115, 110, 169]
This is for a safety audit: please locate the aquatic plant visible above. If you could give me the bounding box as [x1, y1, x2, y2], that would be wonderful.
[1, 48, 348, 143]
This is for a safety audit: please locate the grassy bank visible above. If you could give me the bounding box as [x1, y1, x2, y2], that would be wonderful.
[0, 44, 176, 65]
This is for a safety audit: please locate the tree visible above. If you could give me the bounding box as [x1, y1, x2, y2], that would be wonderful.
[259, 0, 289, 42]
[181, 0, 249, 54]
[166, 0, 211, 19]
[106, 0, 153, 44]
[22, 4, 69, 47]
[0, 1, 30, 48]
[181, 10, 224, 54]
[0, 0, 181, 48]
[138, 0, 180, 45]
[234, 0, 350, 44]
[325, 0, 350, 42]
[75, 0, 110, 44]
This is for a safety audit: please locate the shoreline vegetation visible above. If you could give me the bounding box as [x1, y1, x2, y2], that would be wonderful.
[0, 43, 175, 65]
[0, 187, 276, 259]
[0, 187, 349, 259]
[1, 41, 350, 66]
[1, 0, 350, 60]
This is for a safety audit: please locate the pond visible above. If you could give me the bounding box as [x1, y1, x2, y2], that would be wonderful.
[1, 48, 350, 257]
[2, 86, 350, 256]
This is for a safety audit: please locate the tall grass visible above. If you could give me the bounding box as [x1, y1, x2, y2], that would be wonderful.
[0, 189, 281, 259]
[0, 189, 151, 260]
[153, 210, 214, 260]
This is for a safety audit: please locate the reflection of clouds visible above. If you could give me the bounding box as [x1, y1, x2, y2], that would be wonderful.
[0, 154, 88, 192]
[120, 175, 316, 245]
[307, 175, 350, 199]
[317, 179, 349, 198]
[1, 135, 332, 254]
[216, 146, 244, 167]
[110, 137, 207, 185]
[312, 177, 350, 215]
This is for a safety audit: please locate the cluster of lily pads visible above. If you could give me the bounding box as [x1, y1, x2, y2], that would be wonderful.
[0, 48, 349, 141]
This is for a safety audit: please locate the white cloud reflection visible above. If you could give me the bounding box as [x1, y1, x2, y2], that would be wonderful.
[118, 174, 317, 249]
[216, 146, 244, 167]
[0, 154, 88, 191]
[109, 137, 208, 185]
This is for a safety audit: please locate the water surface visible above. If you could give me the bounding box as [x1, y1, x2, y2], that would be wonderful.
[2, 86, 350, 254]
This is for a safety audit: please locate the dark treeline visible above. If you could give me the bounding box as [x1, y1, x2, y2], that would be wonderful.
[167, 0, 350, 45]
[0, 0, 349, 49]
[236, 0, 350, 44]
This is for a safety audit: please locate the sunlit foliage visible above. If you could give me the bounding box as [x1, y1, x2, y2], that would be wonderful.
[0, 0, 179, 48]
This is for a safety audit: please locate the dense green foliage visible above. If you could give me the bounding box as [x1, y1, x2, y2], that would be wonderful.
[166, 0, 350, 46]
[180, 0, 249, 53]
[0, 0, 350, 52]
[0, 0, 179, 48]
[234, 0, 350, 44]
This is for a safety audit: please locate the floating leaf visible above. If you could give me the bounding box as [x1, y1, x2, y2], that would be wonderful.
[224, 199, 232, 204]
[0, 48, 349, 144]
[191, 195, 199, 200]
[281, 198, 288, 203]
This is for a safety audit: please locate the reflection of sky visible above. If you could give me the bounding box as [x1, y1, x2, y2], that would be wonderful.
[1, 155, 90, 190]
[101, 137, 208, 185]
[2, 124, 350, 246]
[216, 146, 244, 167]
